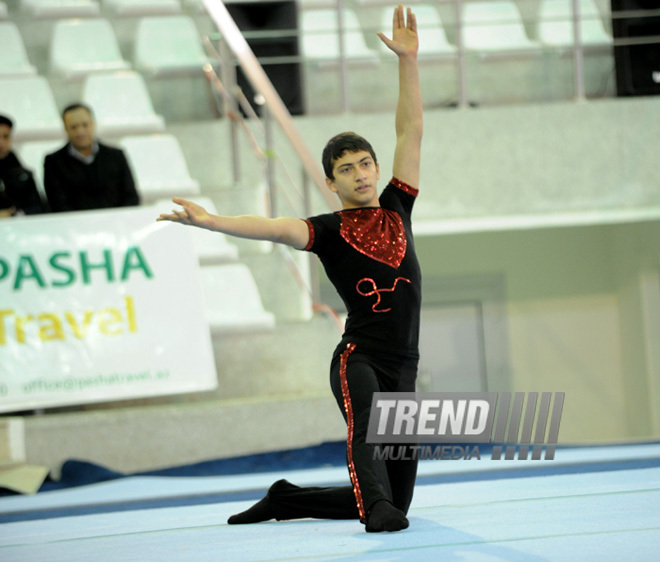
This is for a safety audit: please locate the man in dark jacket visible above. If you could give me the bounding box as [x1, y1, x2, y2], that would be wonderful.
[44, 103, 139, 212]
[0, 114, 47, 217]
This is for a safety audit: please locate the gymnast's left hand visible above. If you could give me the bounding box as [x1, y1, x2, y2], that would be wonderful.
[377, 4, 418, 58]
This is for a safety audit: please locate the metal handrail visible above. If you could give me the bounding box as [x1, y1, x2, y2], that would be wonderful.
[204, 0, 660, 111]
[202, 0, 339, 211]
[201, 0, 345, 331]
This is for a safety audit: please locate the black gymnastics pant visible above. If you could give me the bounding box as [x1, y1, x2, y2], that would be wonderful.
[267, 342, 419, 523]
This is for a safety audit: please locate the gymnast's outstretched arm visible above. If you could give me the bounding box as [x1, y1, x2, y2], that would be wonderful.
[156, 197, 310, 250]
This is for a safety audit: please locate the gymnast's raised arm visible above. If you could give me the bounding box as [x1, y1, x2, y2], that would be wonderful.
[378, 4, 423, 190]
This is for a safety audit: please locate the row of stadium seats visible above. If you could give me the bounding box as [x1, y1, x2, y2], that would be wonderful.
[2, 2, 615, 116]
[4, 0, 199, 19]
[16, 133, 200, 202]
[0, 72, 166, 139]
[300, 0, 613, 111]
[150, 195, 276, 334]
[2, 1, 612, 80]
[303, 0, 611, 62]
[0, 16, 209, 79]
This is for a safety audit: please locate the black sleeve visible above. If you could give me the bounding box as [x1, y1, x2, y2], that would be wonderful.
[302, 213, 338, 255]
[14, 168, 46, 214]
[117, 150, 140, 207]
[380, 178, 419, 219]
[44, 153, 71, 212]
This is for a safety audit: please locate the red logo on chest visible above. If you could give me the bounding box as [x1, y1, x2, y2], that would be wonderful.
[356, 277, 411, 313]
[339, 208, 407, 268]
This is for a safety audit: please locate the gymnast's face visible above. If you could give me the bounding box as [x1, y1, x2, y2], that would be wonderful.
[326, 150, 380, 210]
[63, 107, 96, 156]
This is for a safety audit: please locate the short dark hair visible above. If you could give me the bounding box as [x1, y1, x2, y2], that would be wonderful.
[0, 114, 13, 129]
[62, 103, 94, 120]
[322, 132, 377, 180]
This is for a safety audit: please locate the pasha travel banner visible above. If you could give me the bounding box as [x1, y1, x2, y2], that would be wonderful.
[0, 208, 217, 413]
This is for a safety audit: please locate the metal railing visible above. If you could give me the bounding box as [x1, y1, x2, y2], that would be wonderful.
[202, 0, 346, 331]
[204, 0, 660, 111]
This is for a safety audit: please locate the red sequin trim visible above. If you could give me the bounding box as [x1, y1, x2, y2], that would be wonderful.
[338, 208, 406, 269]
[390, 177, 419, 197]
[303, 219, 315, 251]
[339, 342, 366, 522]
[356, 277, 412, 313]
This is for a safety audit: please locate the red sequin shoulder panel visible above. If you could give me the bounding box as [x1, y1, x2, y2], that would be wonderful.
[337, 208, 406, 269]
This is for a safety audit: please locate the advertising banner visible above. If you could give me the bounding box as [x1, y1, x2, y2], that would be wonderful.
[0, 208, 217, 413]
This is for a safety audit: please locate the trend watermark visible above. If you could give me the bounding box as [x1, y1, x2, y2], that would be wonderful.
[367, 392, 564, 461]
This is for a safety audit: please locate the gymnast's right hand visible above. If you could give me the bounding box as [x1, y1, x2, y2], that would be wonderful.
[156, 197, 213, 229]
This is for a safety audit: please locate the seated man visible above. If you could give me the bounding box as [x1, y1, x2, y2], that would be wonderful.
[0, 114, 47, 217]
[44, 103, 139, 212]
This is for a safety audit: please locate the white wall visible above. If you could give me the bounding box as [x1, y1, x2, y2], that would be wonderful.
[403, 221, 660, 444]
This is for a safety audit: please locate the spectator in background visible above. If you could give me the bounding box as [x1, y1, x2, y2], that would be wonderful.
[0, 114, 47, 218]
[44, 103, 139, 212]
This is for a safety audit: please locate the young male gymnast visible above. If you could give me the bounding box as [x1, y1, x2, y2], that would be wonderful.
[157, 4, 423, 533]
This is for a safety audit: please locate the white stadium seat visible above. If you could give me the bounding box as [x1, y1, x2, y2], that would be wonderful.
[0, 76, 63, 141]
[181, 0, 204, 13]
[20, 0, 100, 18]
[118, 134, 200, 201]
[200, 264, 276, 334]
[459, 1, 544, 105]
[153, 196, 240, 264]
[49, 18, 130, 79]
[299, 7, 383, 111]
[537, 0, 611, 48]
[134, 15, 209, 76]
[535, 0, 614, 99]
[300, 8, 378, 62]
[463, 1, 540, 52]
[101, 0, 181, 17]
[0, 22, 37, 76]
[82, 71, 166, 135]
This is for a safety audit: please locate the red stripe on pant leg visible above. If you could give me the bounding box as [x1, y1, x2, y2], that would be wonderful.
[339, 342, 366, 522]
